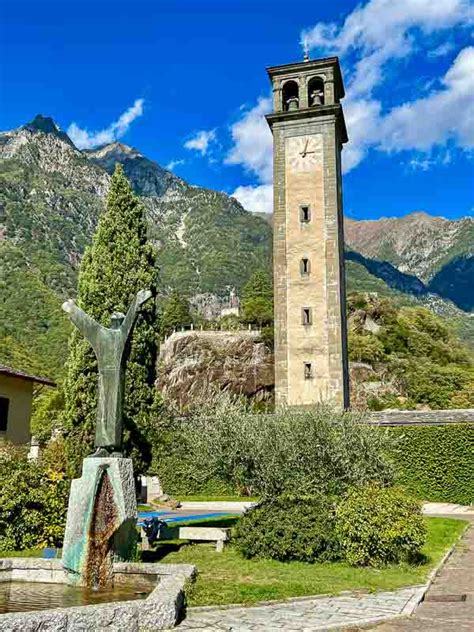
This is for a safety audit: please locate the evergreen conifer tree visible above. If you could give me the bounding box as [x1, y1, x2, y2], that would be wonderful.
[159, 291, 192, 336]
[63, 164, 158, 474]
[241, 269, 273, 326]
[242, 269, 273, 303]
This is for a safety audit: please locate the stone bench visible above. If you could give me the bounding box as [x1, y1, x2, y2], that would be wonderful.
[142, 525, 231, 552]
[178, 527, 231, 552]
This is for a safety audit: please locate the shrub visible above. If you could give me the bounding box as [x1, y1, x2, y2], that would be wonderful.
[0, 444, 70, 550]
[163, 393, 396, 498]
[234, 495, 339, 562]
[241, 297, 273, 327]
[348, 330, 385, 363]
[335, 485, 426, 566]
[260, 325, 274, 350]
[394, 359, 474, 409]
[390, 424, 474, 505]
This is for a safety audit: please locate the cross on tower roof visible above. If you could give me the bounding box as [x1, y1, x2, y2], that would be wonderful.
[303, 38, 310, 62]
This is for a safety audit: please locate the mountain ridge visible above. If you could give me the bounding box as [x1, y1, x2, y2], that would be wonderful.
[0, 114, 472, 377]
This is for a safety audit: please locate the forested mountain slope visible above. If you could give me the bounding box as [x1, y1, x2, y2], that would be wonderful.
[0, 114, 471, 379]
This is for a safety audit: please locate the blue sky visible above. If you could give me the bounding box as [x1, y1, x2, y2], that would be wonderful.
[0, 0, 473, 220]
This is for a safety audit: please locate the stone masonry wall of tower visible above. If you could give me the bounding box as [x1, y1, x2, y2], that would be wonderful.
[266, 57, 350, 408]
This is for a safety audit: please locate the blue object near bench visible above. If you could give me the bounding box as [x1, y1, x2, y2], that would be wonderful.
[137, 511, 232, 527]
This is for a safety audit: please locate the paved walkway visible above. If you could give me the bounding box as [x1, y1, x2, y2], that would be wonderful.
[422, 502, 474, 516]
[176, 506, 473, 631]
[372, 523, 473, 631]
[177, 587, 423, 631]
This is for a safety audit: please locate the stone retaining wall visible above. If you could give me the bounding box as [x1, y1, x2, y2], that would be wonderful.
[368, 408, 474, 426]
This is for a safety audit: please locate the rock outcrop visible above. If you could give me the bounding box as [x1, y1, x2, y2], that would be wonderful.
[156, 330, 274, 408]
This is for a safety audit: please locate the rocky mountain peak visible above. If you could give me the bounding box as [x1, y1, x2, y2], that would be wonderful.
[22, 114, 74, 147]
[86, 141, 143, 161]
[87, 140, 187, 199]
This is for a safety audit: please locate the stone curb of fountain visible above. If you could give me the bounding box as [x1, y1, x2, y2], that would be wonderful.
[0, 559, 196, 631]
[177, 523, 471, 631]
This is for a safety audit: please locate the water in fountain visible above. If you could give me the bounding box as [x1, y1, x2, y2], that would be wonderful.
[0, 581, 150, 614]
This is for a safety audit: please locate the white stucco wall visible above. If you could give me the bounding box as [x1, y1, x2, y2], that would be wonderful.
[0, 375, 33, 444]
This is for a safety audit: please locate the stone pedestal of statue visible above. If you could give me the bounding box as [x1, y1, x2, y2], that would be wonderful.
[62, 457, 137, 587]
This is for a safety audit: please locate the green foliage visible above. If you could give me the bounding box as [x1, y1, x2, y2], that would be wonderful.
[260, 325, 274, 350]
[0, 243, 70, 380]
[157, 394, 395, 498]
[390, 424, 474, 505]
[31, 387, 65, 443]
[0, 153, 102, 380]
[159, 290, 192, 336]
[348, 294, 470, 365]
[335, 485, 426, 566]
[152, 518, 465, 606]
[218, 314, 241, 331]
[242, 269, 273, 303]
[63, 165, 159, 474]
[241, 297, 273, 327]
[0, 444, 70, 550]
[348, 330, 385, 363]
[149, 402, 235, 496]
[380, 306, 470, 365]
[348, 293, 474, 409]
[0, 158, 102, 294]
[240, 269, 273, 327]
[234, 495, 339, 562]
[151, 190, 272, 296]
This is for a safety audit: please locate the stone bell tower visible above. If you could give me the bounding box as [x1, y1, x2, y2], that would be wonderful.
[266, 56, 349, 408]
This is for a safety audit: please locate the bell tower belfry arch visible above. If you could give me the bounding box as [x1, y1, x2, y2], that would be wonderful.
[266, 56, 349, 408]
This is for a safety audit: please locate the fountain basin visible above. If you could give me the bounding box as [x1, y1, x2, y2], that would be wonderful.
[0, 558, 195, 631]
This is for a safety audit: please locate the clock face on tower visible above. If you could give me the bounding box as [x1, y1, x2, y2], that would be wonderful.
[287, 135, 323, 172]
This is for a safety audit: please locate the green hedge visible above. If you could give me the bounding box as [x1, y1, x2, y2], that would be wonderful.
[390, 424, 474, 505]
[157, 419, 474, 506]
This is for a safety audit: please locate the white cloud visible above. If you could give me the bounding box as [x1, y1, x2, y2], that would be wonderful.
[231, 184, 273, 215]
[166, 158, 185, 170]
[342, 98, 381, 173]
[302, 0, 473, 98]
[300, 1, 474, 173]
[381, 47, 474, 152]
[409, 157, 434, 171]
[184, 129, 216, 155]
[225, 97, 273, 184]
[428, 41, 456, 58]
[224, 0, 474, 211]
[223, 97, 274, 214]
[67, 99, 144, 149]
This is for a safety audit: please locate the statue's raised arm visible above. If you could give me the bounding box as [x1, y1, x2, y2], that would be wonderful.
[62, 299, 103, 353]
[121, 289, 153, 340]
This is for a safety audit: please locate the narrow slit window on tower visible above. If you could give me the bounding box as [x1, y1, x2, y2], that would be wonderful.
[300, 205, 311, 223]
[302, 307, 312, 325]
[304, 362, 313, 380]
[300, 258, 310, 276]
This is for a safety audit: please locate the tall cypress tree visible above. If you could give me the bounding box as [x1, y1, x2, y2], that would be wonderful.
[63, 164, 159, 474]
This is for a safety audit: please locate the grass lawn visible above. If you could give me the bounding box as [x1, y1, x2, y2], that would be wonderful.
[153, 517, 467, 606]
[1, 518, 466, 608]
[0, 549, 44, 558]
